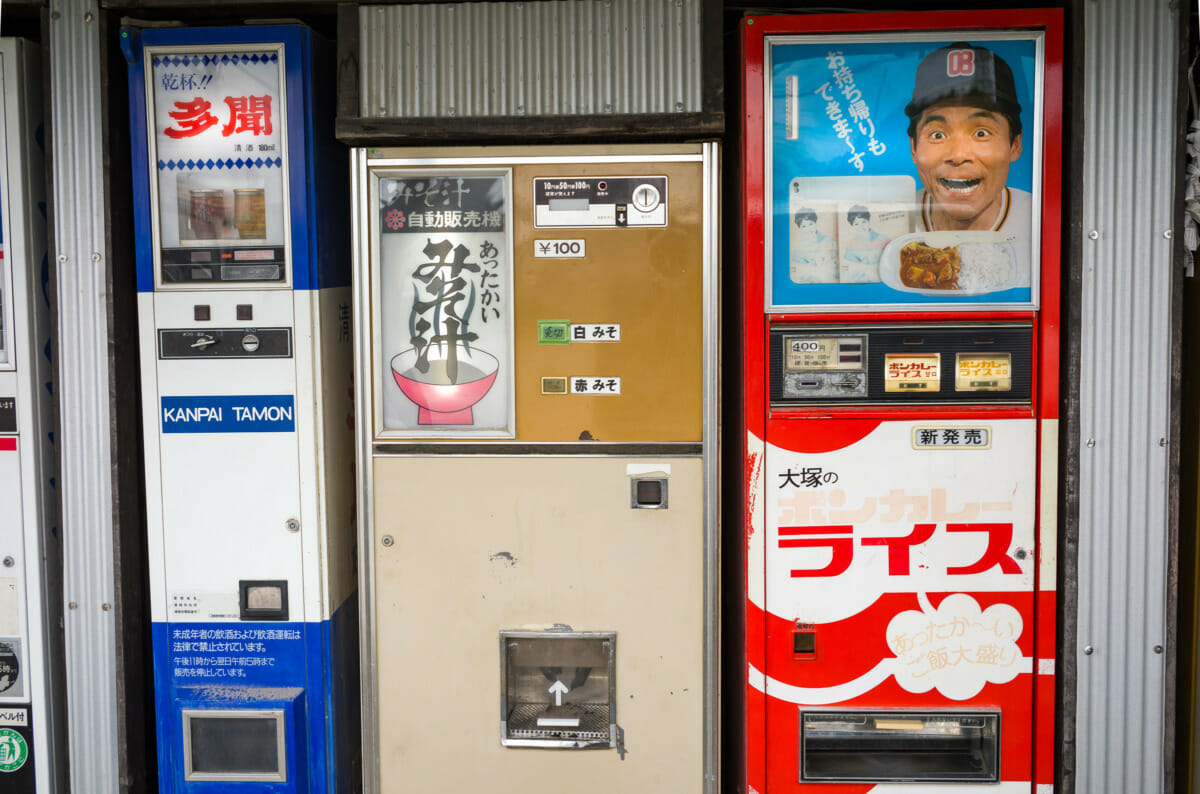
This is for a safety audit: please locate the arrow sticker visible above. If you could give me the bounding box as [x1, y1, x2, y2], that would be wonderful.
[549, 679, 569, 707]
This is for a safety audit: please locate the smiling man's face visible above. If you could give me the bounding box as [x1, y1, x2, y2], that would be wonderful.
[910, 103, 1023, 231]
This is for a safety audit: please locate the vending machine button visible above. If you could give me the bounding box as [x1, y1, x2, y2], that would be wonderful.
[193, 305, 211, 322]
[242, 334, 261, 353]
[631, 477, 668, 509]
[237, 304, 253, 321]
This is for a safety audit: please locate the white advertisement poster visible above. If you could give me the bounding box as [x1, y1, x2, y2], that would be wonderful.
[375, 173, 514, 437]
[147, 45, 288, 276]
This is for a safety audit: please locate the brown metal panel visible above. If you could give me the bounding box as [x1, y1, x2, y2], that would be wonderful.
[511, 158, 704, 442]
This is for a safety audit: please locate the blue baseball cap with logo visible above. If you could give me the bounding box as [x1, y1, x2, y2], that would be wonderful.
[904, 42, 1022, 136]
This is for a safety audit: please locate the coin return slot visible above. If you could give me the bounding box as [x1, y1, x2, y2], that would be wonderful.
[501, 631, 617, 749]
[182, 709, 286, 782]
[631, 477, 668, 509]
[239, 580, 288, 621]
[800, 710, 999, 782]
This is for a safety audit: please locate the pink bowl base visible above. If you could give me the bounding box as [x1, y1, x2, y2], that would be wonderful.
[417, 405, 474, 425]
[391, 368, 498, 426]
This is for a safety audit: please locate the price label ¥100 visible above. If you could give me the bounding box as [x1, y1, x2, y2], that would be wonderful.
[534, 239, 586, 258]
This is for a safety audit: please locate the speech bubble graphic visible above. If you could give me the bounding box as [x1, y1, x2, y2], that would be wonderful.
[886, 592, 1023, 700]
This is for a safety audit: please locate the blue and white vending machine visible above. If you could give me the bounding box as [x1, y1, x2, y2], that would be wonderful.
[124, 25, 357, 793]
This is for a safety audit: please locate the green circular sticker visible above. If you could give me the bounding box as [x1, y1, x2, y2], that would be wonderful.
[0, 728, 28, 772]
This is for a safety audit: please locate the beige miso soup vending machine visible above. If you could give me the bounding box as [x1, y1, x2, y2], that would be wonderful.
[352, 144, 719, 793]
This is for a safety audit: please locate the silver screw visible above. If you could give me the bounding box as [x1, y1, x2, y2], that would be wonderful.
[1083, 645, 1094, 655]
[1, 557, 13, 568]
[68, 602, 78, 610]
[285, 518, 300, 532]
[1088, 230, 1099, 240]
[381, 535, 395, 547]
[57, 254, 67, 263]
[1087, 438, 1096, 447]
[92, 252, 101, 262]
[1164, 230, 1173, 239]
[1160, 438, 1168, 447]
[102, 603, 111, 612]
[1154, 645, 1163, 653]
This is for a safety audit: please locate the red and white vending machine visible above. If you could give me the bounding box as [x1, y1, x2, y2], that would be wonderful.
[741, 11, 1061, 792]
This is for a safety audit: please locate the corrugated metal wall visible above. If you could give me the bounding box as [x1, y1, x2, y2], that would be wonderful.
[48, 0, 121, 788]
[358, 0, 702, 118]
[1076, 0, 1179, 790]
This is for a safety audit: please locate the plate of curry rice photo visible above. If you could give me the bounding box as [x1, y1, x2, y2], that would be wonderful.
[880, 231, 1019, 296]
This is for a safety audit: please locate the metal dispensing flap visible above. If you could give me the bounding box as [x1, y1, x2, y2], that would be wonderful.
[500, 631, 617, 749]
[182, 709, 288, 782]
[800, 710, 1000, 783]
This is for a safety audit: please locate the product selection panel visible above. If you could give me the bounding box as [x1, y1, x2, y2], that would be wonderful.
[770, 323, 1034, 407]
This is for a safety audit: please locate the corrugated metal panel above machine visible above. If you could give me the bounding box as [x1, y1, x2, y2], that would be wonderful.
[358, 0, 702, 119]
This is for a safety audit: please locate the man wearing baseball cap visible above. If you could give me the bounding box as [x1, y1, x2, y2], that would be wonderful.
[906, 42, 1029, 238]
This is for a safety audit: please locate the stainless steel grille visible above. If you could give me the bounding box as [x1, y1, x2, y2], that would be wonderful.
[506, 703, 611, 741]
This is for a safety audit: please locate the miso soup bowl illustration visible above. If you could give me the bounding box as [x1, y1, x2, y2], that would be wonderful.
[390, 345, 499, 425]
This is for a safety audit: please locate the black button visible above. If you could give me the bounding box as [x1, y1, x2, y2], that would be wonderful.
[635, 480, 663, 506]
